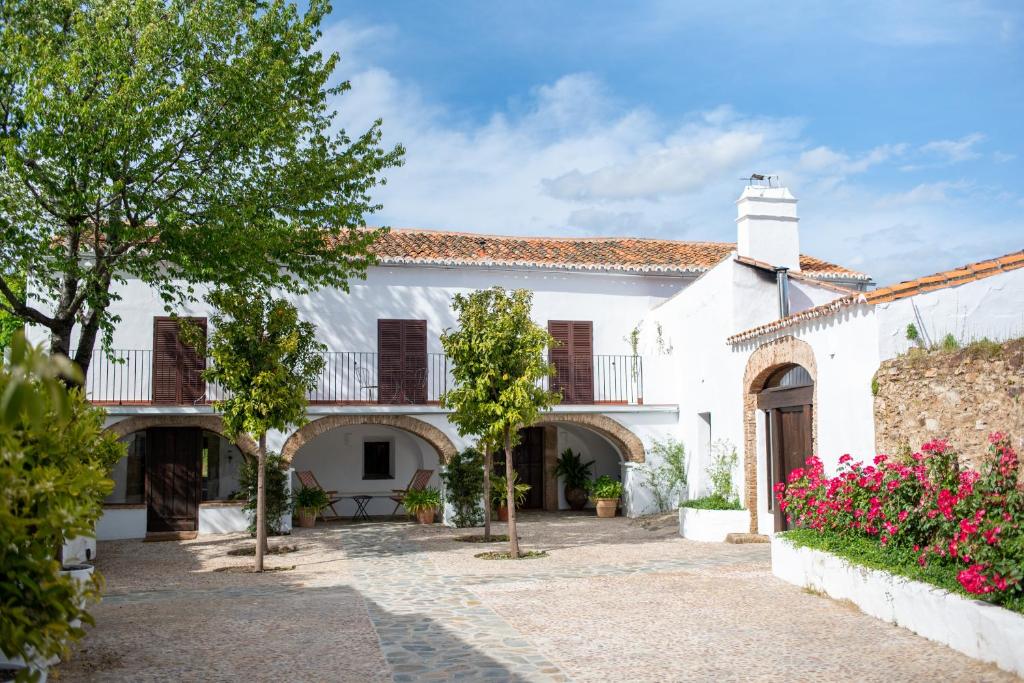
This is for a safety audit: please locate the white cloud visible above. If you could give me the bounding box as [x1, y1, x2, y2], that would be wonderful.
[322, 21, 1016, 285]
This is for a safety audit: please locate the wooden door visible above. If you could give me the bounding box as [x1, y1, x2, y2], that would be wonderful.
[146, 427, 202, 532]
[548, 321, 594, 404]
[769, 404, 813, 531]
[511, 427, 545, 509]
[377, 319, 427, 404]
[152, 317, 207, 405]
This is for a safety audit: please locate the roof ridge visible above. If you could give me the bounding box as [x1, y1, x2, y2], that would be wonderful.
[373, 226, 734, 247]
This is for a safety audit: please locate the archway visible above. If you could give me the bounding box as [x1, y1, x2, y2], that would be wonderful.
[742, 336, 818, 533]
[281, 415, 454, 518]
[105, 414, 258, 456]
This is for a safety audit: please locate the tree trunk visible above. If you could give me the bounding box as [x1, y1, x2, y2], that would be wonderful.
[71, 308, 103, 382]
[49, 318, 74, 360]
[255, 432, 267, 572]
[504, 430, 520, 559]
[483, 444, 492, 541]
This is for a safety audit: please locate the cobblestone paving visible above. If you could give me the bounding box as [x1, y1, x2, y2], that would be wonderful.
[58, 513, 1018, 682]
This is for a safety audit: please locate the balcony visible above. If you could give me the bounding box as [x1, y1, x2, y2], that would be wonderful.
[86, 350, 644, 407]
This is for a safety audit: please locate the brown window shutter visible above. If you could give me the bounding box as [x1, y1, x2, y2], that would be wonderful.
[152, 317, 207, 405]
[153, 318, 180, 405]
[377, 319, 404, 404]
[548, 321, 572, 402]
[570, 321, 594, 404]
[402, 320, 428, 404]
[179, 318, 207, 404]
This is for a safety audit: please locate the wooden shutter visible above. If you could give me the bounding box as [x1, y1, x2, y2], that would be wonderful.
[152, 317, 207, 405]
[378, 319, 428, 404]
[570, 321, 594, 404]
[548, 321, 572, 402]
[548, 321, 592, 404]
[153, 319, 180, 405]
[179, 319, 207, 404]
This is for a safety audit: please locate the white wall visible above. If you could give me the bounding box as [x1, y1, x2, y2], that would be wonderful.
[876, 267, 1024, 360]
[95, 508, 146, 540]
[555, 424, 621, 510]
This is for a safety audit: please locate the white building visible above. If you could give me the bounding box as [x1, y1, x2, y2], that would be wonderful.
[35, 181, 1023, 540]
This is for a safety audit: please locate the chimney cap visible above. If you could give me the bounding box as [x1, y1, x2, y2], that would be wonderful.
[743, 173, 779, 187]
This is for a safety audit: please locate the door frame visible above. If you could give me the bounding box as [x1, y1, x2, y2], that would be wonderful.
[759, 387, 813, 532]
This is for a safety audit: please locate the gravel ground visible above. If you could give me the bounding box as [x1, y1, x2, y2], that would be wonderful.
[55, 512, 1016, 682]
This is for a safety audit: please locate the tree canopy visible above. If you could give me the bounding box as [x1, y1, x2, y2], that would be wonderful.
[0, 0, 403, 377]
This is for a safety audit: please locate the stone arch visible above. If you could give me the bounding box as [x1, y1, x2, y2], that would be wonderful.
[742, 335, 818, 533]
[280, 414, 458, 464]
[533, 413, 646, 464]
[104, 414, 259, 456]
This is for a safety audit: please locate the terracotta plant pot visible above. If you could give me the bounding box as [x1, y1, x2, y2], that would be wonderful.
[564, 485, 588, 511]
[497, 504, 509, 522]
[297, 510, 316, 528]
[595, 498, 619, 518]
[416, 508, 436, 525]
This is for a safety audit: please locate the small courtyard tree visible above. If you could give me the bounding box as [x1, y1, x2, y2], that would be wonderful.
[200, 290, 325, 572]
[440, 288, 559, 558]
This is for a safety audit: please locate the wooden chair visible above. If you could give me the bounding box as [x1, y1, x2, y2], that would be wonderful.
[295, 470, 343, 521]
[390, 469, 435, 516]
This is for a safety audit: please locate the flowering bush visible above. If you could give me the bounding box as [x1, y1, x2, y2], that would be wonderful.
[779, 434, 1023, 608]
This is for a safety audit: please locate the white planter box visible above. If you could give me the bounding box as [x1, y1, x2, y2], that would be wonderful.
[198, 503, 250, 534]
[678, 507, 748, 542]
[772, 535, 1024, 677]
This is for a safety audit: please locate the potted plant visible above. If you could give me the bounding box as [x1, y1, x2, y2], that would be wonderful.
[293, 486, 330, 528]
[491, 473, 531, 522]
[552, 448, 594, 511]
[403, 487, 443, 524]
[590, 475, 623, 518]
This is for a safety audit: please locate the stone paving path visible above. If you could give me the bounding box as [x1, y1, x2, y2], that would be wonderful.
[58, 514, 1019, 682]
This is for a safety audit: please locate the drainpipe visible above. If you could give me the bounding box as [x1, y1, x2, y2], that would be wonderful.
[776, 267, 790, 318]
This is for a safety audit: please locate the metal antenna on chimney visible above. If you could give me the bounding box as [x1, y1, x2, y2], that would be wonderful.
[741, 173, 778, 187]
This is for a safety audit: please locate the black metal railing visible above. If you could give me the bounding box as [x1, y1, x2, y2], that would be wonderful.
[86, 350, 642, 406]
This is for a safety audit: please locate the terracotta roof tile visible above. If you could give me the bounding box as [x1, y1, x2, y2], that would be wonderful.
[366, 228, 867, 279]
[728, 248, 1024, 344]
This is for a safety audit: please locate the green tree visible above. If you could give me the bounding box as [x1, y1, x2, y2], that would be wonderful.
[440, 288, 559, 558]
[199, 290, 325, 571]
[0, 0, 402, 379]
[0, 331, 123, 672]
[0, 271, 24, 351]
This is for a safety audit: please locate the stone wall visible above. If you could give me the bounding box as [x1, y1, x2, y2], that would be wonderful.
[874, 339, 1024, 463]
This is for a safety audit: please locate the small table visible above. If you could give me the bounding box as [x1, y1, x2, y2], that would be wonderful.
[350, 495, 374, 522]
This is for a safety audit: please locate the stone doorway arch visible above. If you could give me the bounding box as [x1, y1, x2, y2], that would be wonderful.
[280, 414, 457, 464]
[104, 414, 258, 456]
[742, 336, 818, 533]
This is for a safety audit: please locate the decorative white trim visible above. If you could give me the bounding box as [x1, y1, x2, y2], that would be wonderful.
[771, 536, 1024, 677]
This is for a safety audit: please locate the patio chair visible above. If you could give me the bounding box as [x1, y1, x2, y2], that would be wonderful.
[295, 470, 343, 521]
[390, 468, 435, 517]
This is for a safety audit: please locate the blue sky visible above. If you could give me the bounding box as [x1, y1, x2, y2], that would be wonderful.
[321, 1, 1023, 285]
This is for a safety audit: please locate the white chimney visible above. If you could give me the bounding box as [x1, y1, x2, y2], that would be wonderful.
[736, 182, 800, 271]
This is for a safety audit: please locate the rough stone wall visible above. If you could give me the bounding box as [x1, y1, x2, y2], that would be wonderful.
[874, 339, 1024, 463]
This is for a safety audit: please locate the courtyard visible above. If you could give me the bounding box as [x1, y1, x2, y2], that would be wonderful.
[58, 513, 1013, 682]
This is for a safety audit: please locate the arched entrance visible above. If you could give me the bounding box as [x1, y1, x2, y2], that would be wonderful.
[281, 415, 452, 518]
[742, 336, 818, 533]
[757, 364, 814, 531]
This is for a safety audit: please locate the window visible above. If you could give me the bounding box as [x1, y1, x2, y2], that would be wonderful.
[153, 317, 207, 405]
[106, 431, 147, 504]
[548, 321, 594, 404]
[363, 441, 393, 480]
[377, 319, 427, 404]
[201, 431, 241, 501]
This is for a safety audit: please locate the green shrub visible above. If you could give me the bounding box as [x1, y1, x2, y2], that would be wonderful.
[292, 486, 329, 514]
[403, 487, 443, 514]
[440, 447, 485, 527]
[239, 452, 290, 536]
[491, 472, 531, 507]
[641, 437, 687, 512]
[1, 332, 123, 668]
[590, 475, 623, 500]
[940, 333, 960, 352]
[905, 323, 920, 343]
[682, 495, 743, 510]
[706, 439, 739, 505]
[552, 448, 594, 490]
[871, 376, 879, 396]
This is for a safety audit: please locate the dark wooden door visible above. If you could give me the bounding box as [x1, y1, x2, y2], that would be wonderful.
[548, 321, 594, 404]
[512, 427, 545, 509]
[769, 404, 813, 531]
[146, 427, 202, 532]
[377, 319, 428, 404]
[153, 317, 207, 405]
